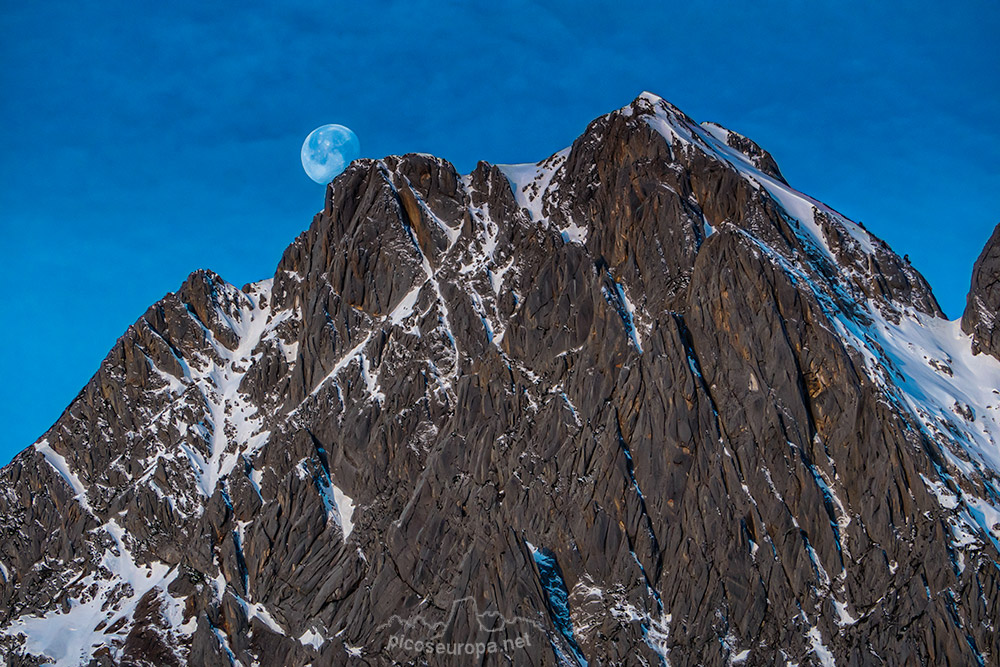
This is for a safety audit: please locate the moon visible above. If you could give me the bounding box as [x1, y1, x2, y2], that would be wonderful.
[301, 124, 361, 184]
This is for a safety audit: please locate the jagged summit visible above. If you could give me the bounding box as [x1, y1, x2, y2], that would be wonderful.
[1, 93, 999, 666]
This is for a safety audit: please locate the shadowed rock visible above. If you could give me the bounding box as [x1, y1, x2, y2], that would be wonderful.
[963, 222, 1000, 359]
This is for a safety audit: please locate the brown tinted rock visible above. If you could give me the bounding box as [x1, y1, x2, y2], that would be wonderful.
[1, 93, 996, 667]
[962, 222, 1000, 359]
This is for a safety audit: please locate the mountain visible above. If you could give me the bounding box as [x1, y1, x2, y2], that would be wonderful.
[2, 92, 999, 666]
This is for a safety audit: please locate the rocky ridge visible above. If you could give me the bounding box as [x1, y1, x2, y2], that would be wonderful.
[963, 222, 1000, 360]
[1, 92, 999, 666]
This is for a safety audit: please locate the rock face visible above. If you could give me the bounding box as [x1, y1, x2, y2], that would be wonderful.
[2, 92, 1000, 666]
[963, 222, 1000, 360]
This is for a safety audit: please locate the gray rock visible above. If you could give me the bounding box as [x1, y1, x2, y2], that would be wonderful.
[962, 222, 1000, 359]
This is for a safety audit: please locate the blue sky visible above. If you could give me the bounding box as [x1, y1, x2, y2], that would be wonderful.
[1, 1, 998, 464]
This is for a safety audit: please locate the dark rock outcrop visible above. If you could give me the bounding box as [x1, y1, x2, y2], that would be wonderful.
[1, 93, 998, 667]
[963, 222, 1000, 360]
[701, 121, 787, 184]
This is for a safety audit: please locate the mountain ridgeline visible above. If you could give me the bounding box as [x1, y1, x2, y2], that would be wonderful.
[2, 93, 999, 666]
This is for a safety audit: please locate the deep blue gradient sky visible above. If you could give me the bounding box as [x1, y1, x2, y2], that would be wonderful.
[1, 2, 998, 464]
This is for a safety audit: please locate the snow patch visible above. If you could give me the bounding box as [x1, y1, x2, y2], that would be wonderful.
[298, 628, 325, 650]
[833, 599, 857, 627]
[731, 649, 751, 664]
[806, 626, 836, 666]
[7, 520, 176, 666]
[299, 459, 356, 541]
[527, 541, 588, 666]
[602, 275, 643, 353]
[35, 439, 93, 514]
[498, 149, 569, 224]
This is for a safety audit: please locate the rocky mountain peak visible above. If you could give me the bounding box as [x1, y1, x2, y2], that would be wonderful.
[1, 93, 999, 666]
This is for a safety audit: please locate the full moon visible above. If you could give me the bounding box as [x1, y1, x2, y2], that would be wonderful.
[301, 124, 361, 184]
